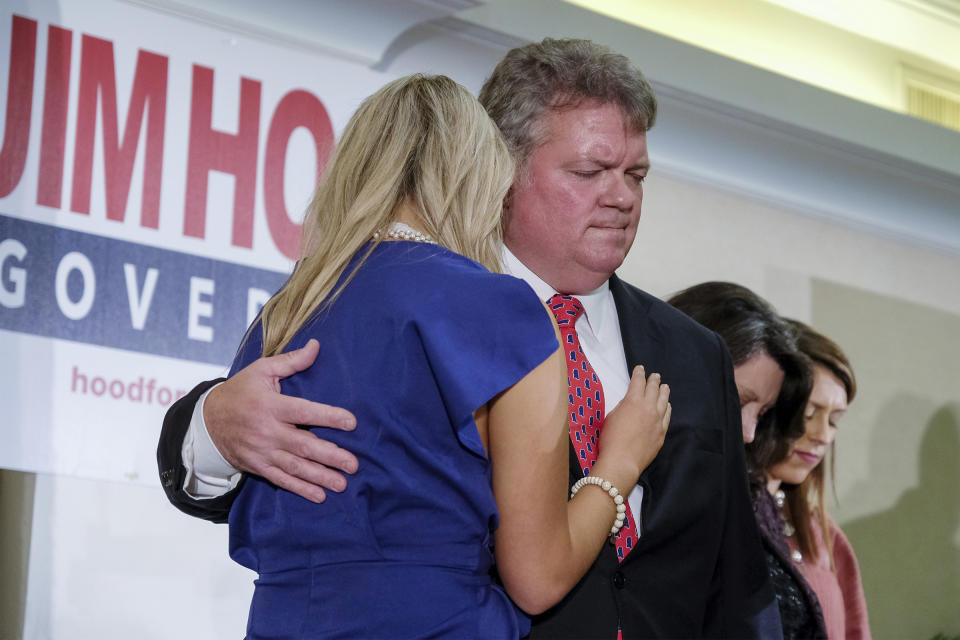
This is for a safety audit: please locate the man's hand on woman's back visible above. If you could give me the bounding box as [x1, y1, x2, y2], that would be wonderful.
[205, 339, 360, 503]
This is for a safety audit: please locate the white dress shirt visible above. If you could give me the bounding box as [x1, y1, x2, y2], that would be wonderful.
[501, 247, 644, 528]
[182, 246, 643, 527]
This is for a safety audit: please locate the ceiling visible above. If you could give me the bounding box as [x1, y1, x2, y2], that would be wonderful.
[566, 0, 960, 122]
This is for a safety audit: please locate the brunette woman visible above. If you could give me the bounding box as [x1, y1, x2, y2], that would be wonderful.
[669, 282, 827, 638]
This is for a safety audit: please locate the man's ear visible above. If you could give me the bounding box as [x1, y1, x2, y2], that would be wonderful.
[501, 187, 514, 227]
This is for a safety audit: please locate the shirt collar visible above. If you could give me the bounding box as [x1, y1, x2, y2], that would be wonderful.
[501, 245, 613, 339]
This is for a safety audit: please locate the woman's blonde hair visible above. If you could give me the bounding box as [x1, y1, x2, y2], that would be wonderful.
[258, 74, 515, 356]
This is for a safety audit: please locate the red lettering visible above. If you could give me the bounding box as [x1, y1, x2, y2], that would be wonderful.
[0, 15, 37, 198]
[71, 365, 88, 393]
[4, 19, 325, 261]
[70, 34, 168, 227]
[36, 24, 73, 208]
[183, 65, 260, 247]
[109, 379, 124, 399]
[263, 90, 333, 260]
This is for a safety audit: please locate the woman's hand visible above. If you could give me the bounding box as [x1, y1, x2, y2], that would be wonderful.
[596, 365, 671, 482]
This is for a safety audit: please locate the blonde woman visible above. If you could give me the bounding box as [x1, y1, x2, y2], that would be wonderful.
[225, 75, 670, 638]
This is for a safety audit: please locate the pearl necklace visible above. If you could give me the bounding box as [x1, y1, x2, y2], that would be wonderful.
[373, 221, 434, 243]
[774, 489, 803, 564]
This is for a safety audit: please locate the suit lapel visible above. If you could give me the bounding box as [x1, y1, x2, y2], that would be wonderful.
[609, 274, 669, 565]
[609, 274, 664, 373]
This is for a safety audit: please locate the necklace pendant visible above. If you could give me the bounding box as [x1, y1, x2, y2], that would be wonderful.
[774, 489, 786, 508]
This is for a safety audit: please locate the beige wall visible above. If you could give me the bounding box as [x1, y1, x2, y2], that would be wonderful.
[624, 171, 960, 319]
[0, 469, 34, 640]
[619, 171, 960, 639]
[812, 281, 960, 638]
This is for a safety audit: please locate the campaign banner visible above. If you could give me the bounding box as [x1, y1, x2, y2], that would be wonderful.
[0, 1, 392, 484]
[1, 214, 288, 364]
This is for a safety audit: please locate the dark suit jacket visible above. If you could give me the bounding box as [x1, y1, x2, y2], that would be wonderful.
[526, 275, 780, 638]
[158, 377, 233, 522]
[156, 274, 779, 638]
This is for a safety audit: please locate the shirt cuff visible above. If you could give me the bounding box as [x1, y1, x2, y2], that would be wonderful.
[181, 383, 242, 499]
[627, 485, 644, 536]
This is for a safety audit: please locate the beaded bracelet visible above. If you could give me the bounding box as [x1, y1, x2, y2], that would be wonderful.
[569, 475, 627, 536]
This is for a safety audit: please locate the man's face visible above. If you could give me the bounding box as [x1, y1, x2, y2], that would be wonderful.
[503, 100, 649, 294]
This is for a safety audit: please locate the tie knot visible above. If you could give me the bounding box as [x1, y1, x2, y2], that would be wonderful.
[548, 294, 585, 328]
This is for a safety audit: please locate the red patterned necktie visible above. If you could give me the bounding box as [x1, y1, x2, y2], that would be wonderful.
[548, 294, 639, 563]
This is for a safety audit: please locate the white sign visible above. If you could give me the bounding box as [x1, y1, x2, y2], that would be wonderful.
[0, 1, 392, 485]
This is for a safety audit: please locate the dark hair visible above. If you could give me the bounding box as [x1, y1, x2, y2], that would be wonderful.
[788, 319, 856, 403]
[667, 282, 813, 484]
[779, 319, 856, 569]
[478, 38, 657, 173]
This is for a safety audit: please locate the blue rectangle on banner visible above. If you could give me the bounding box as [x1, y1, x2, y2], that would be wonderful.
[0, 213, 288, 366]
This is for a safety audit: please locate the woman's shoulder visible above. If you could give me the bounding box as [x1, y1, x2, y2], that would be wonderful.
[823, 515, 861, 570]
[809, 511, 863, 576]
[369, 242, 539, 306]
[811, 511, 850, 547]
[814, 513, 871, 635]
[370, 241, 496, 277]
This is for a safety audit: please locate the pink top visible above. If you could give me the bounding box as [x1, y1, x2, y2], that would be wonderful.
[788, 516, 871, 640]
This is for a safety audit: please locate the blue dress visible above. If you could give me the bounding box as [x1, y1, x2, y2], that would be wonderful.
[227, 241, 558, 639]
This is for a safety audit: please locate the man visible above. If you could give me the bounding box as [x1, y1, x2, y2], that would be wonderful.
[158, 38, 780, 638]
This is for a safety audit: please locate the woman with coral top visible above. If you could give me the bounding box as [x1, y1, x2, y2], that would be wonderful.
[766, 320, 871, 639]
